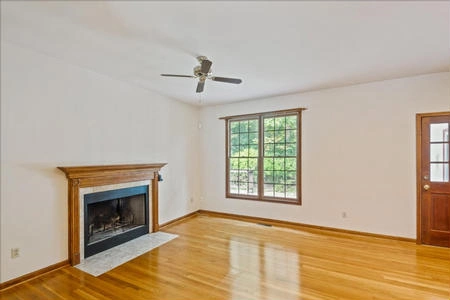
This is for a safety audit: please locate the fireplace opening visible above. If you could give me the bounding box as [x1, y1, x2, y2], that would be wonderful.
[84, 185, 149, 258]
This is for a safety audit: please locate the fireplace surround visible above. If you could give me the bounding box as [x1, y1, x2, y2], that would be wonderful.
[58, 163, 166, 265]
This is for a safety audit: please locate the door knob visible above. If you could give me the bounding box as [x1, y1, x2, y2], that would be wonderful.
[423, 184, 430, 191]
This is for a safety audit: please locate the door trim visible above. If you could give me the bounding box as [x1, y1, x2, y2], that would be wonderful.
[416, 111, 450, 244]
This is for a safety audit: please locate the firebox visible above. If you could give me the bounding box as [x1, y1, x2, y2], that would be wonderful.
[84, 185, 149, 258]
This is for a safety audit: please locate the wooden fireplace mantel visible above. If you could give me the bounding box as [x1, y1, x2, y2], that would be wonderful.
[58, 163, 167, 265]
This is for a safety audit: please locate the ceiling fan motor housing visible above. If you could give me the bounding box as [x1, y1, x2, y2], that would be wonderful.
[194, 66, 208, 78]
[194, 56, 211, 78]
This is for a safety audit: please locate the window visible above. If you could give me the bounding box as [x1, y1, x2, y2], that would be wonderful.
[429, 123, 449, 182]
[222, 108, 304, 204]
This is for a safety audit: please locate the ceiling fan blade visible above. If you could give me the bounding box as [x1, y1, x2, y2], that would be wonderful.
[161, 74, 195, 78]
[196, 81, 205, 93]
[210, 76, 242, 84]
[200, 59, 212, 74]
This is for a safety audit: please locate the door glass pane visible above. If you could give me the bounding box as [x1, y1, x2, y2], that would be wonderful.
[445, 165, 449, 182]
[430, 123, 449, 142]
[445, 144, 449, 162]
[430, 163, 449, 182]
[430, 144, 448, 162]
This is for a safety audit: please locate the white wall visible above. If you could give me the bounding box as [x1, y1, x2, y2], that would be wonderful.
[199, 72, 450, 239]
[0, 42, 201, 282]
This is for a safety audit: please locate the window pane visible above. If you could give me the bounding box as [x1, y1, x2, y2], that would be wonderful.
[229, 170, 238, 182]
[286, 171, 296, 184]
[248, 158, 258, 170]
[274, 144, 285, 156]
[249, 171, 258, 183]
[274, 158, 285, 170]
[264, 171, 274, 183]
[274, 117, 286, 130]
[264, 184, 274, 197]
[248, 182, 258, 195]
[286, 116, 297, 129]
[430, 143, 449, 162]
[230, 134, 240, 146]
[230, 121, 240, 134]
[248, 119, 258, 132]
[286, 143, 297, 156]
[264, 144, 274, 156]
[264, 131, 275, 143]
[239, 133, 249, 145]
[238, 170, 249, 182]
[286, 130, 296, 143]
[286, 185, 296, 198]
[274, 171, 285, 184]
[230, 181, 239, 194]
[430, 123, 449, 142]
[430, 163, 449, 182]
[239, 145, 249, 157]
[230, 146, 240, 157]
[249, 171, 258, 195]
[264, 118, 275, 131]
[274, 130, 285, 143]
[230, 158, 239, 170]
[239, 158, 248, 170]
[274, 184, 285, 197]
[239, 182, 249, 194]
[249, 133, 259, 145]
[285, 158, 296, 171]
[264, 158, 274, 170]
[249, 144, 258, 156]
[239, 121, 248, 132]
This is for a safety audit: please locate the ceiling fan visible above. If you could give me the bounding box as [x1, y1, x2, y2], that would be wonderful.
[161, 56, 242, 93]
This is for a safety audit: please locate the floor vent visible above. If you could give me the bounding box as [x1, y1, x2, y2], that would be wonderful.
[257, 223, 272, 227]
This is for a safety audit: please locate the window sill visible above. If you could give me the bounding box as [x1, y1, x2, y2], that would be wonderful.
[226, 194, 301, 205]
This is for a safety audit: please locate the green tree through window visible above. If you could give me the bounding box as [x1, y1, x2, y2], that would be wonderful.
[224, 108, 303, 204]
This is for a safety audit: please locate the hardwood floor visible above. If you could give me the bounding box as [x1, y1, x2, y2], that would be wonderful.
[1, 215, 449, 299]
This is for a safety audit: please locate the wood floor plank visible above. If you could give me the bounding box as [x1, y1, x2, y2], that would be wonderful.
[1, 215, 449, 299]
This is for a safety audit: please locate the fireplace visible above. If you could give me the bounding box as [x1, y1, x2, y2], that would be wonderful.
[58, 163, 166, 265]
[84, 185, 149, 258]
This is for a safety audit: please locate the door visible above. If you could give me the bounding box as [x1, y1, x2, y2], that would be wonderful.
[417, 112, 450, 247]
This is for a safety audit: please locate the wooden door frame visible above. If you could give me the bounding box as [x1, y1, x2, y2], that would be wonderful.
[416, 111, 450, 244]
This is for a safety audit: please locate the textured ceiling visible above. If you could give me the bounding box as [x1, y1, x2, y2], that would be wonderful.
[2, 1, 449, 106]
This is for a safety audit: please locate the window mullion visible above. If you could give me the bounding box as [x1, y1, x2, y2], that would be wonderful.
[258, 115, 264, 199]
